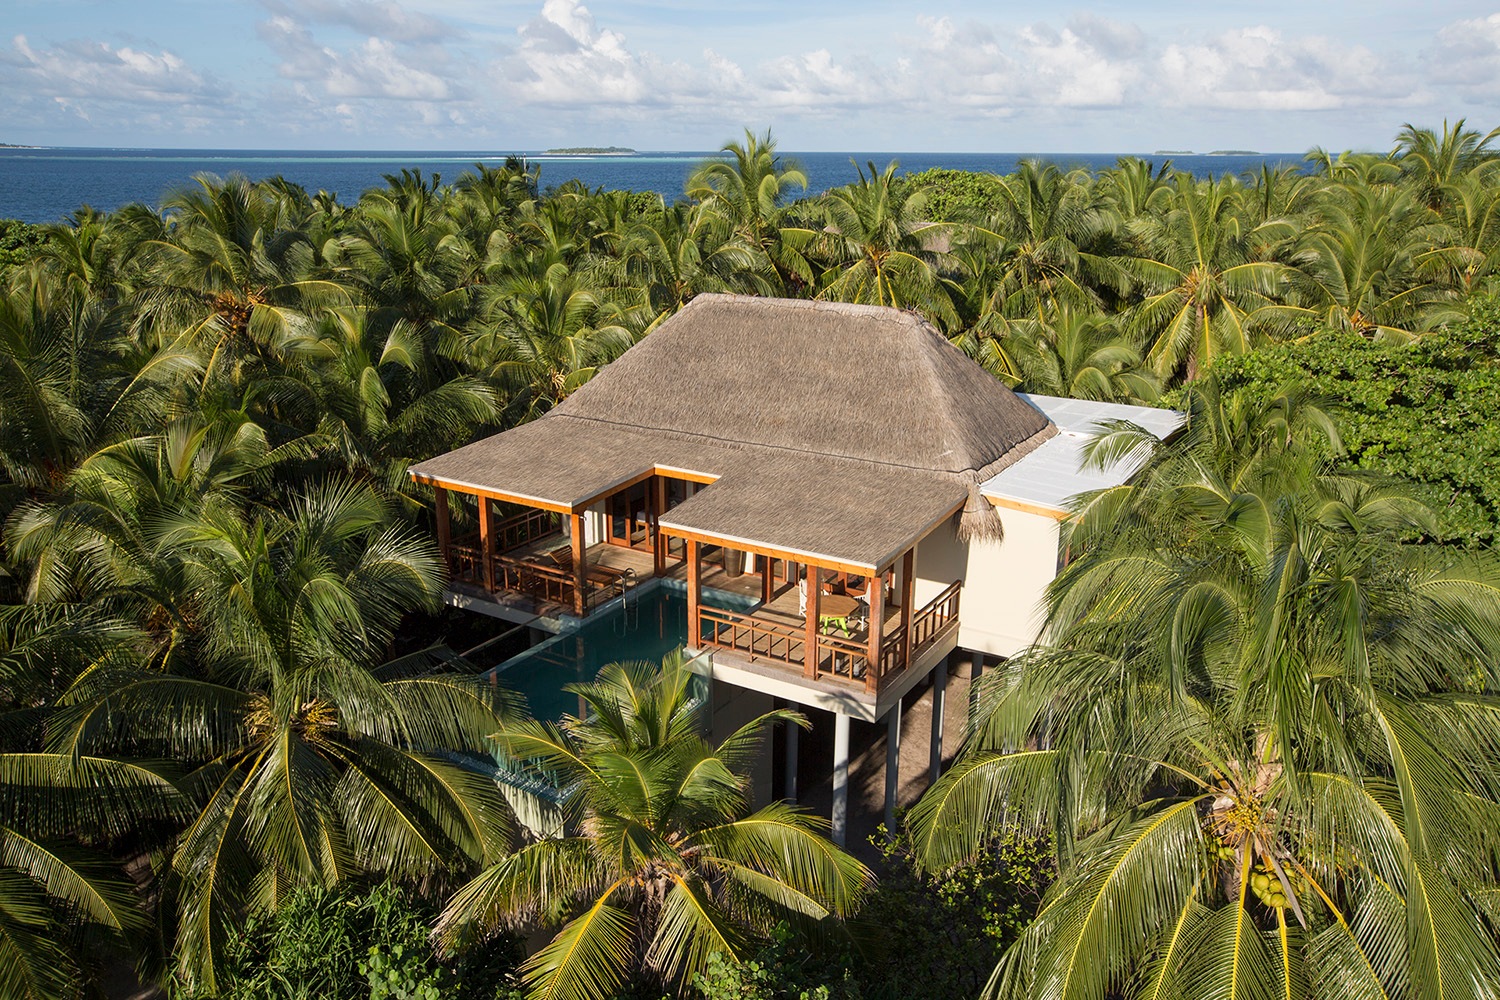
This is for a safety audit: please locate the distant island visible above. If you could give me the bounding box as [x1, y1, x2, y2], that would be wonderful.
[1153, 149, 1194, 155]
[545, 146, 636, 155]
[0, 142, 41, 149]
[1208, 149, 1259, 155]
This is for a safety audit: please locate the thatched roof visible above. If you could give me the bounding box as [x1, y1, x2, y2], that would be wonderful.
[411, 294, 1057, 569]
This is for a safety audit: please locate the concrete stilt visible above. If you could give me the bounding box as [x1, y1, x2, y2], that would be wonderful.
[832, 712, 850, 846]
[884, 705, 902, 837]
[784, 720, 800, 803]
[930, 661, 947, 785]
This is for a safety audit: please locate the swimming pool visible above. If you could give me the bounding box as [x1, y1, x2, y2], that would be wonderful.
[488, 581, 757, 720]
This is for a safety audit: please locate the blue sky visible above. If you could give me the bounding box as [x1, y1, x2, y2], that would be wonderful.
[2, 0, 1498, 152]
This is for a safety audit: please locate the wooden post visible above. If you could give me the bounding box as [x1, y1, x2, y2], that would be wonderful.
[433, 486, 451, 576]
[760, 554, 772, 605]
[804, 566, 821, 679]
[686, 539, 701, 647]
[570, 511, 586, 616]
[478, 497, 495, 593]
[900, 548, 915, 671]
[652, 476, 667, 576]
[866, 568, 886, 694]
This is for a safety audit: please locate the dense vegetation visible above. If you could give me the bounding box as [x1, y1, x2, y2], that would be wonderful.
[2, 121, 1500, 998]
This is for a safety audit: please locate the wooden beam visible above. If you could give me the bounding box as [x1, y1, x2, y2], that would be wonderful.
[652, 475, 667, 576]
[478, 497, 495, 593]
[686, 539, 701, 646]
[866, 569, 885, 695]
[433, 486, 451, 576]
[985, 494, 1069, 521]
[570, 512, 586, 617]
[408, 475, 572, 515]
[657, 524, 876, 577]
[804, 567, 821, 680]
[900, 547, 915, 673]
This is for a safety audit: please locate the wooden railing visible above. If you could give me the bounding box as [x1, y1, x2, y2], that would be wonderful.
[495, 508, 561, 553]
[447, 541, 635, 615]
[699, 607, 807, 666]
[697, 579, 962, 695]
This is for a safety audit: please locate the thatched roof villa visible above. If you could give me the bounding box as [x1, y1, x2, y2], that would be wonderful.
[412, 294, 1181, 841]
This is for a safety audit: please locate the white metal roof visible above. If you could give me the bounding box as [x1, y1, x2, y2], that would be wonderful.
[978, 394, 1186, 515]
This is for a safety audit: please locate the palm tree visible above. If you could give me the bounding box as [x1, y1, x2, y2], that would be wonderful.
[1392, 118, 1500, 211]
[468, 262, 635, 423]
[437, 657, 871, 1000]
[1125, 175, 1289, 381]
[617, 201, 775, 320]
[815, 160, 955, 324]
[1005, 309, 1158, 404]
[39, 480, 517, 991]
[909, 379, 1500, 1000]
[687, 129, 812, 292]
[967, 161, 1123, 322]
[1281, 181, 1461, 340]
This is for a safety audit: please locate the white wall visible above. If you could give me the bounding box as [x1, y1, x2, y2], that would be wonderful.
[909, 508, 1062, 659]
[958, 507, 1060, 657]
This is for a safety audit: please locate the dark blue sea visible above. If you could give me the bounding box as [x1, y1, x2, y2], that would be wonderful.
[0, 147, 1302, 224]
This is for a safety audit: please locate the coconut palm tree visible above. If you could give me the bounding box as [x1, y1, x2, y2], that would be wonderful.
[967, 161, 1123, 322]
[908, 379, 1500, 1000]
[468, 262, 635, 423]
[617, 201, 775, 320]
[1125, 175, 1289, 381]
[1392, 118, 1500, 212]
[1281, 181, 1461, 340]
[436, 657, 872, 1000]
[41, 480, 518, 991]
[1005, 309, 1158, 404]
[687, 129, 812, 292]
[815, 160, 955, 324]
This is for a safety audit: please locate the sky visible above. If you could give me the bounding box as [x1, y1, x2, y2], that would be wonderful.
[2, 0, 1500, 152]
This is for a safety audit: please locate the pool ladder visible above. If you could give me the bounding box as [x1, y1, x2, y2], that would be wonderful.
[614, 569, 639, 635]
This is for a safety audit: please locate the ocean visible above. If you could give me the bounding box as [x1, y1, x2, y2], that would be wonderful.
[0, 147, 1303, 224]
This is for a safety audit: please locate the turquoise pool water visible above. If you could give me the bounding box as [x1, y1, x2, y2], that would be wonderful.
[490, 582, 756, 720]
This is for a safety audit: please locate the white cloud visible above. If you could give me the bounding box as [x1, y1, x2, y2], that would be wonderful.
[1157, 27, 1413, 111]
[1426, 13, 1500, 104]
[2, 34, 225, 105]
[262, 0, 451, 44]
[258, 9, 456, 101]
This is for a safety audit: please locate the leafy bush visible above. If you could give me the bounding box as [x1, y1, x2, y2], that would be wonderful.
[174, 880, 523, 1000]
[692, 927, 861, 1000]
[852, 825, 1053, 1000]
[0, 218, 44, 270]
[1203, 295, 1500, 544]
[900, 168, 1009, 221]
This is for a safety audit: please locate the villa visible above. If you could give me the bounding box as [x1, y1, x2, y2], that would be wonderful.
[410, 294, 1183, 843]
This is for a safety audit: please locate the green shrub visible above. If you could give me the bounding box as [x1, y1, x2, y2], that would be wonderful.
[1202, 294, 1500, 544]
[173, 880, 523, 1000]
[692, 926, 861, 1000]
[852, 824, 1053, 1000]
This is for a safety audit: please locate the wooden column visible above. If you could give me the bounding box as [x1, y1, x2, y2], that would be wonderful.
[433, 486, 451, 575]
[900, 548, 915, 671]
[570, 511, 586, 616]
[686, 539, 701, 647]
[865, 568, 886, 694]
[760, 554, 772, 605]
[652, 476, 667, 576]
[478, 497, 495, 593]
[804, 566, 821, 679]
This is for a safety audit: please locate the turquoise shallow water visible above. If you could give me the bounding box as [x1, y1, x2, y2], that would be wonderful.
[0, 147, 1302, 223]
[488, 582, 756, 721]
